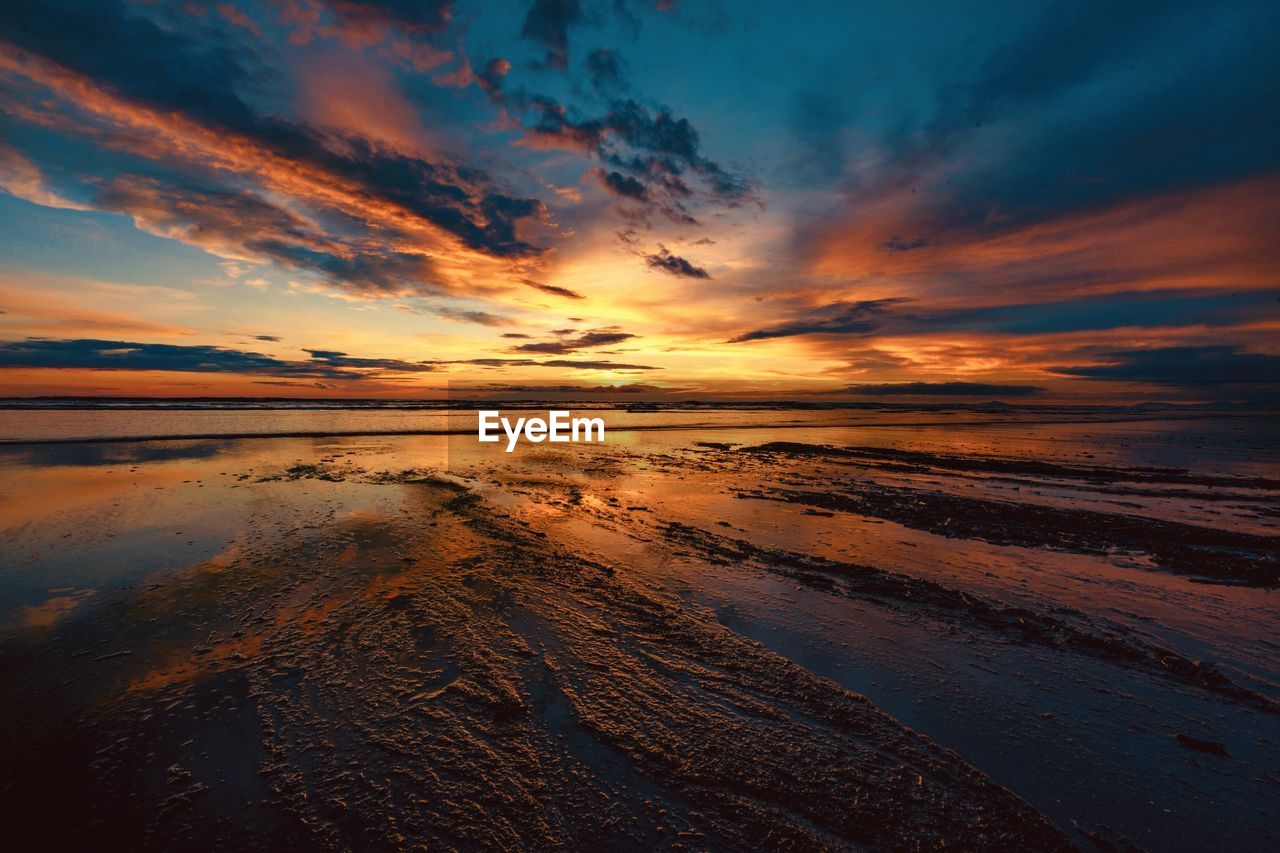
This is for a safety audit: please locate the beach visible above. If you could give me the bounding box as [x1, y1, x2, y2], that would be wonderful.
[1, 405, 1277, 849]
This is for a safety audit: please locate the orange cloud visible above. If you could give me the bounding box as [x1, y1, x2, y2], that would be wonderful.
[805, 174, 1280, 306]
[0, 45, 546, 299]
[0, 142, 89, 211]
[0, 283, 190, 338]
[295, 52, 439, 156]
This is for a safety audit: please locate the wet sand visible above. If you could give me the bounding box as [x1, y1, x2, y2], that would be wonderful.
[1, 411, 1277, 849]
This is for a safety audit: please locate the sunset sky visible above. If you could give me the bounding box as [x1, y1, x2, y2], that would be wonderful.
[0, 0, 1277, 401]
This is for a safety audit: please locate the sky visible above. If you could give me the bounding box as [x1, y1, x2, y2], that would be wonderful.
[0, 0, 1277, 402]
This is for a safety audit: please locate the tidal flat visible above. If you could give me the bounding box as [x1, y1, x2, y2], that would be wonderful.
[0, 408, 1277, 850]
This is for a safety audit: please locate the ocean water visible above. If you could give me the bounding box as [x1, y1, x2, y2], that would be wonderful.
[1, 401, 1278, 848]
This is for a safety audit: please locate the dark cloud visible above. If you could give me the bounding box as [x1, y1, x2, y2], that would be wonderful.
[303, 349, 438, 372]
[584, 382, 659, 392]
[831, 348, 912, 372]
[522, 279, 585, 299]
[254, 380, 339, 390]
[468, 382, 664, 394]
[540, 358, 657, 370]
[275, 245, 442, 295]
[645, 246, 709, 279]
[396, 303, 512, 325]
[253, 335, 282, 342]
[468, 14, 753, 229]
[454, 358, 536, 367]
[0, 338, 304, 374]
[265, 133, 545, 258]
[449, 356, 659, 371]
[844, 382, 1044, 398]
[879, 237, 929, 253]
[429, 307, 511, 326]
[596, 100, 751, 202]
[501, 332, 532, 339]
[521, 0, 584, 69]
[920, 290, 1280, 337]
[319, 0, 456, 36]
[728, 298, 908, 342]
[516, 93, 754, 221]
[727, 291, 1279, 348]
[568, 329, 635, 347]
[589, 167, 648, 201]
[512, 342, 576, 354]
[1052, 346, 1280, 388]
[511, 328, 636, 354]
[0, 338, 435, 378]
[726, 289, 1278, 346]
[0, 0, 258, 133]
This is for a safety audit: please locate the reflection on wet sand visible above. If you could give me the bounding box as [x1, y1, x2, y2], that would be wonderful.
[0, 412, 1277, 849]
[5, 587, 97, 630]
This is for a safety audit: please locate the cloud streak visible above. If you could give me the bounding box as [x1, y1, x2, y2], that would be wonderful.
[1052, 346, 1280, 388]
[645, 247, 710, 279]
[843, 382, 1044, 398]
[0, 338, 435, 379]
[728, 299, 907, 343]
[510, 328, 636, 354]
